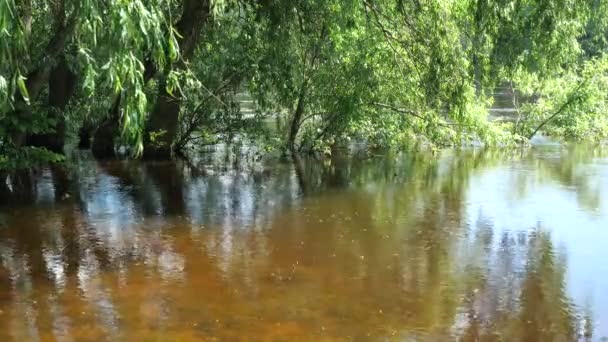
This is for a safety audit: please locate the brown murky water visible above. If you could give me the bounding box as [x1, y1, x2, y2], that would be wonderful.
[1, 145, 608, 341]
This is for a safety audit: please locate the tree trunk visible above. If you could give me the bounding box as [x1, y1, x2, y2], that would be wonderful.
[26, 55, 76, 153]
[9, 67, 54, 147]
[471, 0, 486, 97]
[89, 0, 210, 160]
[77, 123, 94, 149]
[142, 0, 211, 159]
[472, 53, 482, 96]
[142, 88, 181, 159]
[288, 82, 308, 153]
[9, 3, 78, 148]
[91, 59, 158, 157]
[91, 95, 121, 158]
[0, 171, 10, 201]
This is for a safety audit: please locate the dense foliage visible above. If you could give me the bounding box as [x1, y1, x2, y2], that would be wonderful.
[1, 0, 608, 168]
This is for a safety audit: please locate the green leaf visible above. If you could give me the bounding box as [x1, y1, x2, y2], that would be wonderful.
[16, 74, 29, 104]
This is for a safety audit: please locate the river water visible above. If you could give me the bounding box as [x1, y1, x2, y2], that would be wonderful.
[1, 144, 607, 341]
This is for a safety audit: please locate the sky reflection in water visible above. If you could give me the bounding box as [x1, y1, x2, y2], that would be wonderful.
[0, 144, 607, 340]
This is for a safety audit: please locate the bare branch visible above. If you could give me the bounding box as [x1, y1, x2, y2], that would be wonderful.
[527, 77, 590, 139]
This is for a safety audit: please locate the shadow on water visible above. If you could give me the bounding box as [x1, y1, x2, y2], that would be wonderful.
[0, 145, 607, 340]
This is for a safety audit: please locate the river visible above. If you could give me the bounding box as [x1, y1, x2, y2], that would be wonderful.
[1, 144, 607, 340]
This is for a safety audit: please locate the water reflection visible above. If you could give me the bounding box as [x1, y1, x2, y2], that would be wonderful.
[0, 145, 607, 340]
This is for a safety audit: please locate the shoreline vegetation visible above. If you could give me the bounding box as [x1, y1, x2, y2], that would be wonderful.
[2, 0, 608, 170]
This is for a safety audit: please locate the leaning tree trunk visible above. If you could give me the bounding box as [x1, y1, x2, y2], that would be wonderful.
[8, 4, 78, 148]
[26, 55, 76, 153]
[288, 81, 307, 153]
[93, 0, 211, 160]
[142, 86, 181, 159]
[142, 0, 210, 159]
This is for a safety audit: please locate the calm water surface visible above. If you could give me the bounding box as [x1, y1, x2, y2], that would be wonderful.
[1, 145, 608, 341]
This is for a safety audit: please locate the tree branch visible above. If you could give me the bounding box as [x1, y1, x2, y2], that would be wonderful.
[369, 102, 426, 120]
[527, 77, 590, 139]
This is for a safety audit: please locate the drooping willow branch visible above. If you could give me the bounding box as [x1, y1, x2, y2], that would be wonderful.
[362, 0, 423, 82]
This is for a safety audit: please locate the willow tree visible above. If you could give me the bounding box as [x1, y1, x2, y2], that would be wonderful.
[88, 0, 215, 159]
[248, 0, 371, 152]
[1, 0, 82, 167]
[245, 0, 511, 152]
[453, 0, 607, 140]
[2, 0, 608, 171]
[141, 0, 212, 159]
[358, 0, 508, 147]
[173, 1, 264, 154]
[1, 0, 175, 168]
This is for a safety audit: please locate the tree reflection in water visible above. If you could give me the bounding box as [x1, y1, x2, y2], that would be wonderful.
[0, 145, 606, 340]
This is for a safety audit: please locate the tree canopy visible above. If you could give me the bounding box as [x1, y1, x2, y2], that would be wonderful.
[1, 0, 608, 169]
